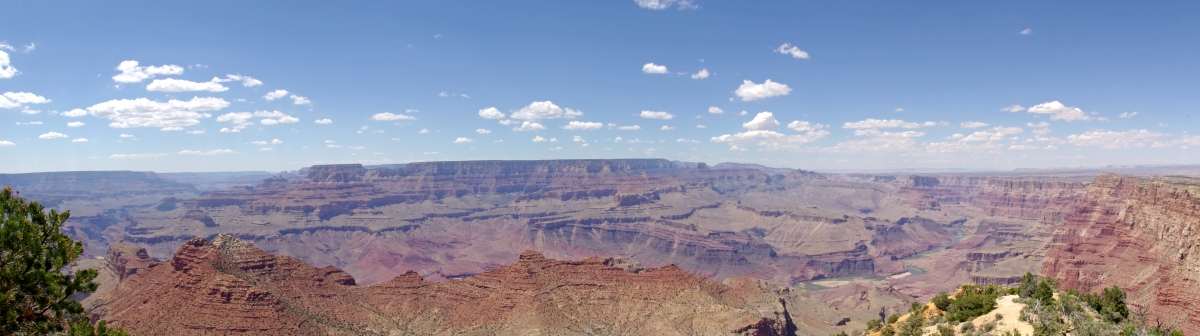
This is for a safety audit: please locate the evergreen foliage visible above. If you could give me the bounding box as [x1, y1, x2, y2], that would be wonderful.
[0, 187, 127, 335]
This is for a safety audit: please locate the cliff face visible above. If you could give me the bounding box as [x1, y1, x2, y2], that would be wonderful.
[1041, 174, 1200, 333]
[94, 234, 821, 335]
[971, 179, 1086, 221]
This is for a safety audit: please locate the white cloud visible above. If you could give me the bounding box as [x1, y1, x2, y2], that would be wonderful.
[786, 120, 826, 132]
[453, 137, 475, 144]
[0, 92, 51, 109]
[829, 129, 924, 153]
[112, 61, 183, 83]
[549, 138, 558, 142]
[178, 149, 237, 155]
[511, 101, 565, 120]
[617, 125, 641, 131]
[614, 137, 623, 142]
[161, 126, 183, 131]
[109, 153, 167, 159]
[895, 108, 905, 112]
[372, 112, 417, 121]
[85, 97, 227, 129]
[642, 63, 668, 74]
[711, 129, 830, 151]
[661, 125, 674, 130]
[0, 50, 18, 79]
[67, 121, 85, 127]
[960, 122, 989, 129]
[691, 68, 709, 79]
[212, 74, 262, 87]
[572, 136, 585, 142]
[1027, 101, 1092, 121]
[119, 134, 135, 138]
[72, 138, 88, 143]
[1020, 28, 1033, 35]
[251, 140, 268, 145]
[1026, 122, 1049, 128]
[260, 148, 274, 151]
[532, 136, 546, 142]
[146, 78, 228, 92]
[476, 129, 491, 134]
[290, 95, 311, 105]
[1001, 105, 1026, 113]
[775, 43, 809, 59]
[62, 109, 88, 117]
[514, 121, 547, 131]
[271, 139, 282, 144]
[734, 79, 791, 101]
[639, 111, 675, 120]
[564, 108, 583, 118]
[478, 107, 505, 119]
[1151, 135, 1200, 148]
[842, 118, 935, 129]
[676, 138, 699, 143]
[263, 90, 289, 101]
[38, 132, 68, 139]
[708, 106, 724, 114]
[1068, 129, 1163, 149]
[634, 0, 696, 10]
[742, 112, 780, 130]
[419, 128, 429, 134]
[961, 126, 1023, 142]
[255, 110, 299, 125]
[314, 118, 333, 124]
[0, 140, 12, 146]
[697, 124, 707, 129]
[562, 121, 603, 130]
[1118, 111, 1138, 118]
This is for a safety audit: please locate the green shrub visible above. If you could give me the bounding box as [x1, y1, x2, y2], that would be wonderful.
[932, 292, 952, 311]
[945, 287, 999, 323]
[936, 324, 955, 336]
[887, 314, 899, 324]
[866, 319, 882, 332]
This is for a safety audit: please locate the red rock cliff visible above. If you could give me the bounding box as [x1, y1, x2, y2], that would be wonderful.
[1041, 174, 1200, 333]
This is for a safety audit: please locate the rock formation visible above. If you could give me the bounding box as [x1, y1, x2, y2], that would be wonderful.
[94, 234, 855, 335]
[1041, 174, 1200, 333]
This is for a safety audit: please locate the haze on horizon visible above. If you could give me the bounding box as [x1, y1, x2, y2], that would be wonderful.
[2, 1, 1198, 174]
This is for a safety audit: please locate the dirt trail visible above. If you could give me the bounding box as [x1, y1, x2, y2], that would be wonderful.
[967, 294, 1033, 335]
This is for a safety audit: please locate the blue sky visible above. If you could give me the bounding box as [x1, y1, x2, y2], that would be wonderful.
[2, 1, 1198, 173]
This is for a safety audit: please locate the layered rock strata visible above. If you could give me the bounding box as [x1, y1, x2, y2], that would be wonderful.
[94, 234, 842, 335]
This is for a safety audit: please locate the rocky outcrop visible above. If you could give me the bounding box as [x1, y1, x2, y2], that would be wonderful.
[95, 235, 812, 335]
[971, 179, 1086, 220]
[105, 242, 159, 281]
[1041, 174, 1200, 333]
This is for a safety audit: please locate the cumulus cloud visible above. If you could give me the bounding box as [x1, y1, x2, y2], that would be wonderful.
[0, 92, 51, 109]
[38, 132, 67, 139]
[511, 101, 567, 120]
[62, 109, 87, 117]
[786, 120, 826, 132]
[711, 129, 830, 151]
[478, 107, 505, 119]
[532, 136, 546, 142]
[742, 112, 780, 131]
[314, 119, 333, 124]
[829, 129, 924, 153]
[961, 126, 1023, 142]
[85, 97, 228, 129]
[708, 106, 724, 114]
[0, 140, 13, 146]
[178, 149, 237, 155]
[842, 119, 936, 129]
[263, 90, 289, 101]
[475, 129, 491, 134]
[72, 138, 88, 143]
[372, 112, 417, 121]
[734, 79, 791, 101]
[697, 124, 707, 129]
[216, 110, 297, 130]
[661, 125, 674, 130]
[419, 128, 429, 134]
[1118, 111, 1138, 118]
[112, 60, 183, 83]
[109, 153, 167, 159]
[0, 50, 18, 79]
[691, 68, 709, 79]
[562, 121, 603, 130]
[677, 139, 699, 143]
[513, 121, 546, 132]
[642, 63, 668, 74]
[290, 95, 311, 105]
[146, 78, 228, 92]
[1027, 101, 1092, 121]
[775, 43, 809, 59]
[634, 0, 696, 10]
[211, 74, 262, 87]
[453, 137, 475, 144]
[639, 111, 675, 120]
[564, 108, 584, 118]
[960, 122, 989, 129]
[1068, 129, 1163, 149]
[1027, 122, 1049, 128]
[1020, 28, 1033, 35]
[1001, 105, 1026, 113]
[617, 125, 642, 131]
[119, 134, 135, 138]
[1151, 135, 1200, 149]
[254, 110, 299, 125]
[187, 129, 205, 134]
[67, 121, 85, 127]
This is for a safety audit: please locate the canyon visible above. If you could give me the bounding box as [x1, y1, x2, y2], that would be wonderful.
[5, 160, 1198, 333]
